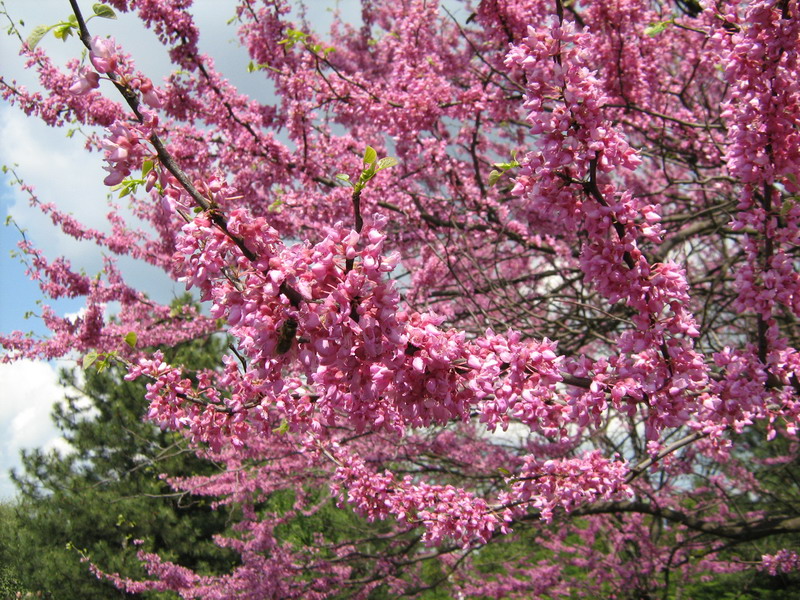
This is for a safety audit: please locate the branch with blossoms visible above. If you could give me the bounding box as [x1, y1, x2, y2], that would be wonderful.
[4, 0, 800, 596]
[66, 0, 307, 308]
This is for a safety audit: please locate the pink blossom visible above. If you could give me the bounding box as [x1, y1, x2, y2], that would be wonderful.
[89, 36, 118, 74]
[761, 550, 800, 576]
[68, 67, 100, 95]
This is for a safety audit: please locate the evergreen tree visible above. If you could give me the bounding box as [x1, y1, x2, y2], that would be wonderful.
[1, 330, 236, 599]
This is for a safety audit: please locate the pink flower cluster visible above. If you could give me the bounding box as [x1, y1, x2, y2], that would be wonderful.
[69, 36, 162, 109]
[503, 451, 631, 522]
[760, 549, 800, 576]
[331, 450, 511, 548]
[471, 331, 564, 435]
[718, 3, 800, 326]
[167, 203, 574, 440]
[100, 120, 150, 186]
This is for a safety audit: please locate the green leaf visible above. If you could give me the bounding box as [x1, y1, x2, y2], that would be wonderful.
[376, 157, 398, 171]
[335, 173, 351, 184]
[488, 170, 503, 187]
[92, 4, 117, 19]
[26, 24, 53, 50]
[273, 419, 290, 435]
[82, 351, 99, 370]
[644, 20, 672, 37]
[363, 146, 377, 165]
[141, 159, 154, 177]
[493, 160, 520, 171]
[781, 198, 796, 218]
[53, 24, 74, 41]
[278, 29, 308, 47]
[123, 331, 137, 348]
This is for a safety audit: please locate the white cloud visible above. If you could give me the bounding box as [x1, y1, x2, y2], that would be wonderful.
[0, 359, 69, 500]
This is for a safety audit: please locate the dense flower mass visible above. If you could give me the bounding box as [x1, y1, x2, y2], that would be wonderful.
[2, 0, 800, 597]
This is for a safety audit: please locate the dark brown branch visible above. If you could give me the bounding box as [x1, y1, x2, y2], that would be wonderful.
[573, 500, 800, 543]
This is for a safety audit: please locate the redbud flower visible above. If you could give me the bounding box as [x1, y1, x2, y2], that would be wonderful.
[90, 36, 118, 74]
[68, 67, 100, 95]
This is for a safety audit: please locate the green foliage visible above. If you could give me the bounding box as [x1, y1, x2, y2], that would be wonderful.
[644, 19, 674, 37]
[487, 151, 520, 187]
[257, 488, 453, 599]
[123, 331, 137, 348]
[673, 425, 800, 599]
[1, 321, 237, 599]
[0, 502, 27, 598]
[277, 28, 335, 56]
[91, 3, 116, 20]
[336, 146, 399, 194]
[679, 570, 800, 600]
[25, 4, 115, 50]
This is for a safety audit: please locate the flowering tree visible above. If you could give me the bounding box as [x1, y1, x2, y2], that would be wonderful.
[2, 0, 800, 596]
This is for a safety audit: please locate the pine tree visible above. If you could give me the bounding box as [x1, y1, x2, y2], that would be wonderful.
[2, 330, 237, 599]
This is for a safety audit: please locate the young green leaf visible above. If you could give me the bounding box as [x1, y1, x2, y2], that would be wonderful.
[82, 351, 99, 370]
[644, 20, 672, 37]
[335, 173, 352, 184]
[273, 419, 290, 435]
[26, 24, 54, 50]
[376, 157, 398, 171]
[92, 4, 117, 19]
[488, 170, 503, 187]
[53, 23, 74, 41]
[141, 159, 154, 177]
[123, 331, 138, 348]
[363, 146, 377, 165]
